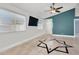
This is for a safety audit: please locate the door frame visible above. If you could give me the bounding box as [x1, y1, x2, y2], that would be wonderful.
[74, 18, 79, 38]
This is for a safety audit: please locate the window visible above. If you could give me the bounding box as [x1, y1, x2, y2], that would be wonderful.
[0, 9, 26, 33]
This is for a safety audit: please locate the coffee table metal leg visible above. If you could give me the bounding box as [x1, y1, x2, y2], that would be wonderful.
[37, 40, 73, 54]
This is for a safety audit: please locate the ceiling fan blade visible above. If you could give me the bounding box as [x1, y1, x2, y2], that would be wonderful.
[56, 7, 63, 9]
[56, 10, 60, 12]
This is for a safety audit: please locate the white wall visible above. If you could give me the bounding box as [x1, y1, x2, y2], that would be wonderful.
[0, 3, 30, 27]
[0, 4, 46, 52]
[0, 27, 45, 52]
[0, 3, 47, 32]
[43, 19, 53, 34]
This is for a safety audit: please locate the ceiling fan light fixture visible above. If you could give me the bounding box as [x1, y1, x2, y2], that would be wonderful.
[46, 3, 63, 14]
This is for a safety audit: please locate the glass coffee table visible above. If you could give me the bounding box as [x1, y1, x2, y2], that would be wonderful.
[37, 38, 73, 54]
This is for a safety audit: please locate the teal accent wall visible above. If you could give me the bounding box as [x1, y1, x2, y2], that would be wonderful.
[52, 8, 75, 35]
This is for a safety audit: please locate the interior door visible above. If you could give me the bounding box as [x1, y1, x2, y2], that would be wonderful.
[75, 19, 79, 37]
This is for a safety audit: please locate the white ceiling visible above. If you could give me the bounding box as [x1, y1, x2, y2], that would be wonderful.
[10, 3, 77, 19]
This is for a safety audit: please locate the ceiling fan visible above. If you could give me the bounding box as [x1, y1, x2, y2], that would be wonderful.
[46, 3, 63, 13]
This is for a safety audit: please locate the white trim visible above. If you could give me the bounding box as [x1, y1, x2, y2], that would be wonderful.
[74, 19, 76, 37]
[53, 34, 75, 38]
[74, 18, 79, 21]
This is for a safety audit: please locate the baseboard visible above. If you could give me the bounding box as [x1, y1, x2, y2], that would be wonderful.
[52, 34, 75, 38]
